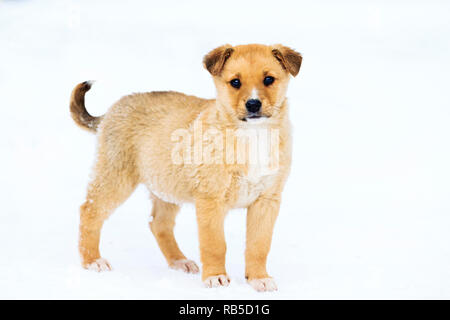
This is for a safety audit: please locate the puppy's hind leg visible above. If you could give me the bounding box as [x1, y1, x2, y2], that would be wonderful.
[149, 195, 199, 274]
[79, 164, 138, 272]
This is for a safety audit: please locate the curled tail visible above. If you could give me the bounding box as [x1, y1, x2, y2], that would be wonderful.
[70, 81, 103, 133]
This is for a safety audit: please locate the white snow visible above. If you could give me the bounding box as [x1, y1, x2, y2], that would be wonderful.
[1, 0, 450, 299]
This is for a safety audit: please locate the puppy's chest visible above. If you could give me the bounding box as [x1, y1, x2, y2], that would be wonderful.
[232, 163, 277, 208]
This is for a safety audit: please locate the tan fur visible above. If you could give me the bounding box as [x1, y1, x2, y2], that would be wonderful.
[70, 44, 302, 291]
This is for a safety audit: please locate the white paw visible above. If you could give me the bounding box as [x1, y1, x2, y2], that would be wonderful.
[204, 274, 230, 288]
[86, 258, 112, 272]
[248, 278, 278, 292]
[170, 259, 199, 274]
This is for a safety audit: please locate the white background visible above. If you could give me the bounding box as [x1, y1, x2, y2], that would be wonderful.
[1, 0, 449, 299]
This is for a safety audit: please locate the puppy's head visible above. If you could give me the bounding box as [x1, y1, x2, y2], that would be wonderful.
[203, 44, 302, 123]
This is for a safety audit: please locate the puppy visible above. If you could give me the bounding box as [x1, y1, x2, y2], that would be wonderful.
[70, 44, 302, 292]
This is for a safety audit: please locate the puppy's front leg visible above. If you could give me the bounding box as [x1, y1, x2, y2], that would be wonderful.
[245, 195, 280, 292]
[195, 198, 230, 287]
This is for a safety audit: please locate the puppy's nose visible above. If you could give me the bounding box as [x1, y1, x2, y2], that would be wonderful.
[245, 99, 262, 113]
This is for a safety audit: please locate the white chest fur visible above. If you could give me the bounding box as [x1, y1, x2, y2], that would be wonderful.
[233, 163, 277, 209]
[233, 121, 280, 208]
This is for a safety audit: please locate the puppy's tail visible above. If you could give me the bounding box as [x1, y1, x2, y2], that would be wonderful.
[70, 81, 103, 133]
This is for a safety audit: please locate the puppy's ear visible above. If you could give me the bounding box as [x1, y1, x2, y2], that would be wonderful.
[272, 45, 302, 77]
[203, 45, 234, 76]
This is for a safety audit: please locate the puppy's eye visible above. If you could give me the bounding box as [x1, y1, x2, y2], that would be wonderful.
[263, 76, 275, 86]
[230, 79, 241, 89]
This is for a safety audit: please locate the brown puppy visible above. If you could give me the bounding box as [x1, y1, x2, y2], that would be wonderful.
[70, 44, 302, 292]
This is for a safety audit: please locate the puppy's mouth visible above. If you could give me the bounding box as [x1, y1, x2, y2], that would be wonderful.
[240, 114, 270, 122]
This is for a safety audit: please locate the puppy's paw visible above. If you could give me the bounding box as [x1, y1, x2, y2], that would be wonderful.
[204, 274, 230, 288]
[85, 258, 112, 272]
[170, 259, 200, 274]
[248, 277, 277, 292]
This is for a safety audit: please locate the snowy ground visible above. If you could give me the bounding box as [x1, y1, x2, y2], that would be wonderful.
[1, 0, 450, 299]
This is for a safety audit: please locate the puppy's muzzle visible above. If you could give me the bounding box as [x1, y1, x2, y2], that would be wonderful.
[243, 99, 263, 121]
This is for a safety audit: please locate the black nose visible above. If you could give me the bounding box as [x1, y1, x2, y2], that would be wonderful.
[245, 99, 261, 113]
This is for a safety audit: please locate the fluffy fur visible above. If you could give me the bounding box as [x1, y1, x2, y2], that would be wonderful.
[70, 44, 302, 292]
